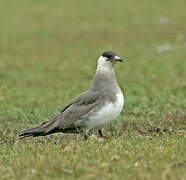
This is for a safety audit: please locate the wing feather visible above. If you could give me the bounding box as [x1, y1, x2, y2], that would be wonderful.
[43, 91, 101, 133]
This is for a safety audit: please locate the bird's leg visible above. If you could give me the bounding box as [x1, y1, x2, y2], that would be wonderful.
[84, 134, 88, 140]
[98, 129, 108, 138]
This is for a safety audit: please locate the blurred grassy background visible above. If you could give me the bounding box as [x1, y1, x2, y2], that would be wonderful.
[0, 0, 186, 179]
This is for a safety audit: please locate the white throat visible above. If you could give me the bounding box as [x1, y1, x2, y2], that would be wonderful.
[96, 56, 114, 73]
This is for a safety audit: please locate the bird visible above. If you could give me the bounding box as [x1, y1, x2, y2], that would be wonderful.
[19, 50, 124, 140]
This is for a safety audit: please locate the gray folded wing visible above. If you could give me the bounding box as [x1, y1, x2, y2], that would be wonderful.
[40, 90, 101, 133]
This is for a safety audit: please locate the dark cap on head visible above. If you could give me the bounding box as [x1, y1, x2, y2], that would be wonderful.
[102, 50, 123, 62]
[102, 50, 118, 58]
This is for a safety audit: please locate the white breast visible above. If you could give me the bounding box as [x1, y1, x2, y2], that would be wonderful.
[86, 91, 124, 129]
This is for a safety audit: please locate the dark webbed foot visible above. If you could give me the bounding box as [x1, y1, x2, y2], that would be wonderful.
[98, 130, 109, 138]
[84, 134, 88, 140]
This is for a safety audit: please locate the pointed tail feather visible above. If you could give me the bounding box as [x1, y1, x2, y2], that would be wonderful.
[19, 114, 60, 139]
[19, 126, 46, 139]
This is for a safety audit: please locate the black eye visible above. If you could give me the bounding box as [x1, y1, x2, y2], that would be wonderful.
[107, 55, 112, 58]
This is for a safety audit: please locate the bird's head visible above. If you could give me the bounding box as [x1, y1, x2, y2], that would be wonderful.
[97, 50, 123, 72]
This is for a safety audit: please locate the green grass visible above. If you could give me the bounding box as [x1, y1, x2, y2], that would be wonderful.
[0, 0, 186, 179]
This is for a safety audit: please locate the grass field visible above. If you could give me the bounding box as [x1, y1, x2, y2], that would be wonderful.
[0, 0, 186, 179]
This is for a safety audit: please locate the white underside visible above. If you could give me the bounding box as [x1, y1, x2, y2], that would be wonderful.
[85, 90, 124, 130]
